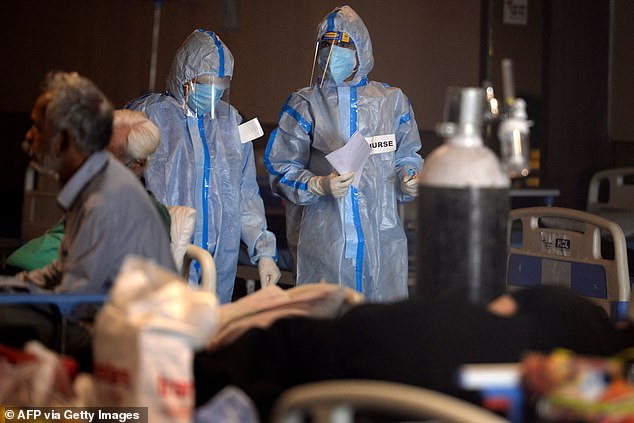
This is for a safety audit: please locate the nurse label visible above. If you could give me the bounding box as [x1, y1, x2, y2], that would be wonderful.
[367, 134, 396, 155]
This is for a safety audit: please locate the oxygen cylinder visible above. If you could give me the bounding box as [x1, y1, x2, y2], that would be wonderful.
[417, 87, 510, 305]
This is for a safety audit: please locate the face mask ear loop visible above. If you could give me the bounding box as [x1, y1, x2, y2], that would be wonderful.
[309, 40, 320, 87]
[319, 41, 334, 89]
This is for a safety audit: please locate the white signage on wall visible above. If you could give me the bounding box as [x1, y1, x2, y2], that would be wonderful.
[503, 0, 528, 25]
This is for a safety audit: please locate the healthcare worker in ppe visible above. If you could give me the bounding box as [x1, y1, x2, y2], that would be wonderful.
[128, 29, 280, 303]
[265, 6, 422, 302]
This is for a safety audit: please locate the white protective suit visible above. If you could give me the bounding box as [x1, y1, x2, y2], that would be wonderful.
[265, 6, 423, 302]
[128, 29, 278, 303]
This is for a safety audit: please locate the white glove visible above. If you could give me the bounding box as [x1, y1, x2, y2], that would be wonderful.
[258, 256, 281, 288]
[308, 172, 354, 198]
[401, 170, 418, 197]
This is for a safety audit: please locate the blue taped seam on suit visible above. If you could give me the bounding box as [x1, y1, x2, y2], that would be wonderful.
[399, 111, 411, 125]
[351, 186, 364, 292]
[264, 127, 279, 176]
[283, 104, 312, 135]
[207, 31, 225, 78]
[355, 77, 369, 88]
[350, 86, 358, 134]
[277, 94, 293, 121]
[349, 86, 364, 292]
[280, 176, 308, 190]
[197, 116, 211, 250]
[265, 110, 310, 191]
[339, 87, 357, 259]
[327, 10, 337, 31]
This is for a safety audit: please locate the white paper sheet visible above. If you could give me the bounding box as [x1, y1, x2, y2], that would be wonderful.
[325, 131, 371, 186]
[238, 117, 264, 143]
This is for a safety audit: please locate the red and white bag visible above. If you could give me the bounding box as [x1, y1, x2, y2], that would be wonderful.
[93, 256, 218, 423]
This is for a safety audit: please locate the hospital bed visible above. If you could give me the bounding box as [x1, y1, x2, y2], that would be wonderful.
[270, 379, 508, 423]
[507, 206, 631, 321]
[587, 167, 634, 246]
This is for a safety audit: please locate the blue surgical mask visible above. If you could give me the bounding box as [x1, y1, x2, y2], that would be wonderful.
[325, 45, 357, 85]
[187, 83, 224, 115]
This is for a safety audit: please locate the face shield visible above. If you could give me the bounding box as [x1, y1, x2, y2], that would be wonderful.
[185, 74, 231, 120]
[310, 31, 358, 88]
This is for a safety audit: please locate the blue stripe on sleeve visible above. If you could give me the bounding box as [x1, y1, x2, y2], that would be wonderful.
[264, 126, 309, 191]
[280, 176, 308, 190]
[282, 104, 312, 135]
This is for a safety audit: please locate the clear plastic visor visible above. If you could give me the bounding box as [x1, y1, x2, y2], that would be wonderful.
[185, 75, 231, 120]
[309, 32, 357, 87]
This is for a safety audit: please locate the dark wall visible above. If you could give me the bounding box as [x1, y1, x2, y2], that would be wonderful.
[0, 1, 632, 238]
[0, 0, 482, 239]
[541, 0, 615, 209]
[0, 113, 30, 238]
[609, 0, 634, 142]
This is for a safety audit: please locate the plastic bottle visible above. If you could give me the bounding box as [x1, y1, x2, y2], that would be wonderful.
[498, 98, 531, 178]
[417, 87, 510, 305]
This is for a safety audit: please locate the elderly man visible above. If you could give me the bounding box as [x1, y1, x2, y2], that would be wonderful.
[0, 71, 175, 363]
[7, 108, 171, 270]
[16, 73, 175, 290]
[108, 108, 171, 235]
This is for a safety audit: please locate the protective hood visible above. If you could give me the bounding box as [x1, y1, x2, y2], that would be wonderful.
[315, 5, 374, 86]
[166, 29, 234, 103]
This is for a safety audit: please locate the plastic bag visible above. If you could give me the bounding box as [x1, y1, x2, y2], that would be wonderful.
[93, 256, 219, 423]
[0, 341, 75, 406]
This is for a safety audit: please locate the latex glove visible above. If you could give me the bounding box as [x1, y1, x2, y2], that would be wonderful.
[308, 172, 354, 198]
[258, 256, 281, 288]
[401, 169, 418, 197]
